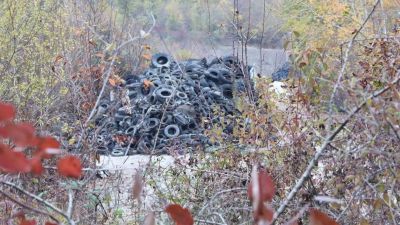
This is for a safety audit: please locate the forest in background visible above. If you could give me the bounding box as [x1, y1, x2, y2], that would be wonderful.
[0, 0, 399, 224]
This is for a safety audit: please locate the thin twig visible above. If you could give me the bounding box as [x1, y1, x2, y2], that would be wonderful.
[76, 13, 156, 150]
[0, 189, 61, 224]
[1, 181, 75, 225]
[328, 0, 381, 129]
[67, 189, 74, 219]
[198, 187, 247, 216]
[271, 74, 400, 224]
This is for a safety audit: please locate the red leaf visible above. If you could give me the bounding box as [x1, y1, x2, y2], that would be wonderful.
[248, 168, 275, 202]
[45, 222, 58, 225]
[0, 102, 16, 121]
[165, 204, 194, 225]
[0, 144, 31, 173]
[20, 219, 36, 225]
[254, 203, 274, 223]
[57, 156, 82, 179]
[0, 123, 37, 147]
[17, 213, 36, 225]
[37, 136, 61, 159]
[309, 208, 339, 225]
[30, 157, 44, 176]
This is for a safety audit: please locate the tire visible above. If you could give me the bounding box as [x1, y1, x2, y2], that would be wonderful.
[155, 86, 174, 102]
[111, 147, 125, 156]
[151, 53, 171, 68]
[220, 84, 233, 99]
[164, 124, 180, 138]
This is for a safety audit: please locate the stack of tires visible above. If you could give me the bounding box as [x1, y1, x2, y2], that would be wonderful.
[96, 53, 253, 155]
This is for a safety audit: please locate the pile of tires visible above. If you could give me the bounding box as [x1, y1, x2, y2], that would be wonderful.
[95, 53, 253, 155]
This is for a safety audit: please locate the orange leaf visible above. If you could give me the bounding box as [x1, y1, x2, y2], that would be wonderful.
[165, 204, 194, 225]
[248, 168, 275, 202]
[143, 79, 153, 90]
[0, 102, 16, 121]
[108, 78, 116, 86]
[0, 144, 31, 173]
[142, 53, 151, 61]
[57, 156, 82, 179]
[309, 208, 339, 225]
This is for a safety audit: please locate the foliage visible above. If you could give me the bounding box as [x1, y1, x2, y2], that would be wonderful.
[0, 0, 71, 124]
[0, 0, 399, 225]
[0, 102, 82, 177]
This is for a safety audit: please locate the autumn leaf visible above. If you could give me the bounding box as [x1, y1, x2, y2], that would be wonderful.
[17, 212, 36, 225]
[309, 208, 339, 225]
[132, 170, 144, 200]
[142, 53, 152, 61]
[0, 144, 31, 173]
[143, 44, 151, 50]
[54, 55, 63, 63]
[165, 204, 194, 225]
[109, 78, 117, 86]
[143, 79, 153, 90]
[37, 136, 61, 158]
[248, 168, 275, 202]
[30, 156, 44, 176]
[0, 123, 37, 147]
[0, 102, 16, 121]
[45, 222, 58, 225]
[108, 75, 123, 87]
[57, 155, 82, 179]
[254, 204, 274, 223]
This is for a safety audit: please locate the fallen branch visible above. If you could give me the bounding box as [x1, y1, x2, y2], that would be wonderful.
[1, 181, 75, 225]
[271, 74, 400, 224]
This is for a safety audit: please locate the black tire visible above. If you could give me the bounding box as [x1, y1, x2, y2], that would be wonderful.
[111, 148, 125, 156]
[164, 124, 180, 138]
[155, 86, 174, 102]
[151, 53, 171, 68]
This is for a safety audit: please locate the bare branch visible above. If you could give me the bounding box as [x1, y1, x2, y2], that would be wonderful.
[271, 74, 400, 223]
[1, 181, 75, 225]
[0, 189, 61, 224]
[328, 0, 381, 129]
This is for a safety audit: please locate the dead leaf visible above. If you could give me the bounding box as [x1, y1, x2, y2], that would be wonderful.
[165, 204, 194, 225]
[108, 78, 116, 86]
[142, 53, 152, 61]
[143, 44, 151, 50]
[309, 208, 339, 225]
[54, 55, 63, 63]
[132, 170, 144, 200]
[248, 168, 275, 202]
[143, 79, 153, 90]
